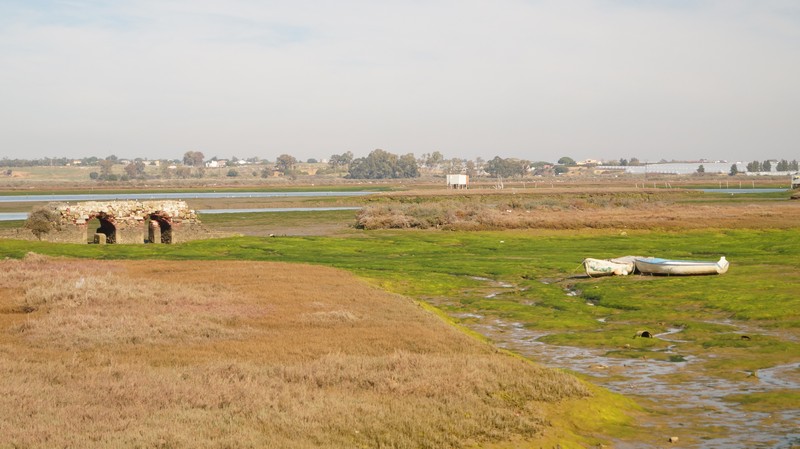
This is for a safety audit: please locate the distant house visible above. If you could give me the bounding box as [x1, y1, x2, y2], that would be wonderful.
[205, 160, 228, 168]
[446, 174, 469, 189]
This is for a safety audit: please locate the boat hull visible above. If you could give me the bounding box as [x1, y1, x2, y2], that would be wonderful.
[634, 257, 729, 275]
[583, 257, 636, 277]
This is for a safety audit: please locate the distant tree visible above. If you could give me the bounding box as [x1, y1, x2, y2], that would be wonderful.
[105, 155, 119, 163]
[554, 165, 569, 175]
[629, 157, 641, 166]
[729, 164, 739, 176]
[485, 156, 527, 178]
[25, 206, 61, 240]
[558, 156, 576, 166]
[98, 159, 114, 178]
[275, 154, 297, 174]
[307, 158, 318, 164]
[89, 172, 99, 180]
[124, 160, 146, 179]
[776, 159, 789, 171]
[340, 151, 354, 166]
[329, 151, 353, 169]
[227, 169, 239, 177]
[183, 151, 205, 167]
[425, 151, 444, 168]
[124, 163, 137, 179]
[790, 160, 799, 171]
[347, 149, 418, 179]
[397, 153, 420, 178]
[348, 150, 397, 179]
[619, 159, 628, 166]
[445, 157, 464, 174]
[762, 160, 772, 172]
[465, 160, 477, 177]
[175, 166, 192, 178]
[696, 165, 705, 174]
[746, 160, 761, 172]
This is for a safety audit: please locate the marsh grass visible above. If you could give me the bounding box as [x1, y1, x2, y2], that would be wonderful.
[356, 191, 800, 230]
[5, 228, 797, 369]
[0, 256, 592, 449]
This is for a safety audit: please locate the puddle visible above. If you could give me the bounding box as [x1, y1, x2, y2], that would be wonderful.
[654, 327, 689, 343]
[432, 276, 800, 448]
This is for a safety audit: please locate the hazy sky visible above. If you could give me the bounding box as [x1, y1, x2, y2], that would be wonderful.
[1, 0, 798, 163]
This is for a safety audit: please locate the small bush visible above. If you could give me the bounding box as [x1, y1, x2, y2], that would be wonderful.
[24, 206, 61, 240]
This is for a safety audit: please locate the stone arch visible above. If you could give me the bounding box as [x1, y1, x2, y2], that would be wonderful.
[93, 212, 117, 244]
[147, 211, 174, 244]
[33, 200, 200, 244]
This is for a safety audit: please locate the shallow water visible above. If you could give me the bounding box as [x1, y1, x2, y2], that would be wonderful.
[0, 206, 363, 221]
[0, 191, 375, 203]
[441, 279, 800, 448]
[697, 188, 788, 194]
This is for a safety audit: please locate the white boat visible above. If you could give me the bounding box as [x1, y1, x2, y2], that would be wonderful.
[634, 256, 729, 276]
[583, 256, 638, 277]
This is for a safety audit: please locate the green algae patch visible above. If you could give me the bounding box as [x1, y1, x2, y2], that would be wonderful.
[528, 385, 642, 449]
[723, 391, 800, 412]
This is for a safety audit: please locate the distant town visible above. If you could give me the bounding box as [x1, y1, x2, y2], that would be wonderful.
[1, 150, 798, 181]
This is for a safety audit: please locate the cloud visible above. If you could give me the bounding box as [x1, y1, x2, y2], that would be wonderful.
[0, 0, 798, 161]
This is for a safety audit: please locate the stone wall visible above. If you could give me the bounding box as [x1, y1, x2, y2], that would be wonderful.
[39, 200, 201, 244]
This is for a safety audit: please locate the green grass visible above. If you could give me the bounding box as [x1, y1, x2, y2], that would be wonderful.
[199, 210, 359, 233]
[3, 226, 798, 444]
[722, 391, 800, 412]
[0, 220, 23, 230]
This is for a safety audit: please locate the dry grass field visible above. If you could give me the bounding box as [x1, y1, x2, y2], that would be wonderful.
[357, 190, 800, 230]
[0, 254, 610, 449]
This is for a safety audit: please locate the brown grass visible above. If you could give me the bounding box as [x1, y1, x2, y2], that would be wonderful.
[0, 255, 590, 449]
[357, 192, 800, 230]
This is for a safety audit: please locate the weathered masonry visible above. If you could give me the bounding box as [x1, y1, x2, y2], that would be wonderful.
[39, 200, 202, 244]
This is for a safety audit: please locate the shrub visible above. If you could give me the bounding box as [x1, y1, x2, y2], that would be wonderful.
[24, 206, 61, 240]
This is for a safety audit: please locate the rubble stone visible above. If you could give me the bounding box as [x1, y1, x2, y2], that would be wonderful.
[31, 200, 202, 244]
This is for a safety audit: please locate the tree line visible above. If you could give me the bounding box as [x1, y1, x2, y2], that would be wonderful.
[745, 159, 799, 172]
[4, 152, 800, 181]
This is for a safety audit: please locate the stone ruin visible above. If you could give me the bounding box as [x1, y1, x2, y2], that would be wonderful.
[35, 200, 204, 244]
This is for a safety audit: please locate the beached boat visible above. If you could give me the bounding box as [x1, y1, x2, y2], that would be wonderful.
[583, 256, 638, 277]
[634, 256, 729, 276]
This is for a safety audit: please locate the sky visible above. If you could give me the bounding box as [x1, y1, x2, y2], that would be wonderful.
[0, 0, 798, 163]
